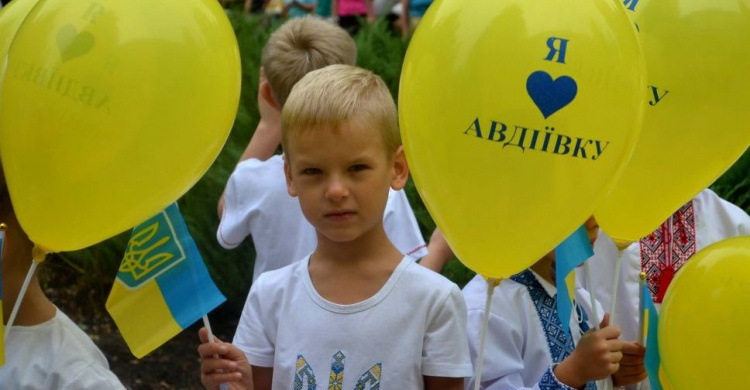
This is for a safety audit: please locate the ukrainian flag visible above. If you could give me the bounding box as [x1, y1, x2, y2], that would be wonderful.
[1, 224, 6, 366]
[106, 203, 225, 358]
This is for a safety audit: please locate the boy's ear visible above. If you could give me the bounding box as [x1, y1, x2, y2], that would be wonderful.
[284, 156, 298, 197]
[390, 146, 409, 191]
[259, 67, 280, 110]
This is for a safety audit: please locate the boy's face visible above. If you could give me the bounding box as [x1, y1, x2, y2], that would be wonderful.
[284, 120, 408, 244]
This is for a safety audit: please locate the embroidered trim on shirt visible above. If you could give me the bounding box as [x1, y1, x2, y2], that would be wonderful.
[511, 270, 597, 390]
[639, 200, 696, 302]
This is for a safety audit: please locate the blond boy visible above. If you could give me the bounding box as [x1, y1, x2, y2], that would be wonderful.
[200, 65, 472, 389]
[217, 17, 436, 283]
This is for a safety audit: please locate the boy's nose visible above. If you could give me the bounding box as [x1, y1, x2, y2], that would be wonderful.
[325, 176, 349, 201]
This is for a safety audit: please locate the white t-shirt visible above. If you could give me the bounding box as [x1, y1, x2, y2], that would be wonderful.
[218, 155, 428, 281]
[233, 256, 473, 389]
[0, 308, 125, 390]
[463, 271, 604, 390]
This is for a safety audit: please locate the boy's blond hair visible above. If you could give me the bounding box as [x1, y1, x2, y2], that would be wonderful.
[262, 17, 357, 108]
[281, 65, 400, 157]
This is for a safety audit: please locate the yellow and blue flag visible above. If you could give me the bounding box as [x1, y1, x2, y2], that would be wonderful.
[1, 223, 6, 366]
[106, 203, 225, 358]
[555, 224, 593, 333]
[643, 284, 664, 390]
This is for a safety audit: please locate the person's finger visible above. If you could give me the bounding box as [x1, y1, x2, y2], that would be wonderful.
[199, 327, 209, 344]
[599, 313, 610, 328]
[201, 358, 239, 375]
[599, 325, 622, 341]
[202, 371, 243, 388]
[621, 341, 646, 356]
[609, 351, 623, 364]
[198, 342, 231, 359]
[615, 364, 645, 376]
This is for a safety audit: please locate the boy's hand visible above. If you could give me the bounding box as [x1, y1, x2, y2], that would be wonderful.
[554, 314, 623, 388]
[198, 327, 253, 390]
[612, 341, 647, 387]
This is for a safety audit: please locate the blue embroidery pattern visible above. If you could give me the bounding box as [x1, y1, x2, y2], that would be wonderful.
[511, 270, 596, 390]
[294, 354, 317, 390]
[353, 363, 382, 390]
[328, 351, 345, 390]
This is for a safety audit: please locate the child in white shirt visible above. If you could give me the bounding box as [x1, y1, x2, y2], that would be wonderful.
[199, 65, 472, 389]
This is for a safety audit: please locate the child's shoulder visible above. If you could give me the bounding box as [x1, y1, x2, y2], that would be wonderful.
[232, 155, 285, 180]
[400, 257, 460, 294]
[252, 257, 308, 295]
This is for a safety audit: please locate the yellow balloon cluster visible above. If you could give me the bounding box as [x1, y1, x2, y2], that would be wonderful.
[595, 0, 750, 243]
[0, 0, 240, 252]
[399, 0, 645, 278]
[659, 236, 750, 390]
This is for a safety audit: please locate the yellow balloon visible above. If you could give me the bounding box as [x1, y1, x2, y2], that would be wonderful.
[658, 236, 750, 390]
[399, 0, 645, 278]
[659, 365, 674, 390]
[0, 0, 240, 252]
[595, 0, 750, 242]
[0, 0, 41, 61]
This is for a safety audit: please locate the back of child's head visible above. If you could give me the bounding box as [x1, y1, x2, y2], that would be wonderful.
[262, 17, 357, 108]
[281, 64, 400, 158]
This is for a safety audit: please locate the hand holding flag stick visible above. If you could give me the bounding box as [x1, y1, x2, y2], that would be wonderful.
[203, 315, 230, 390]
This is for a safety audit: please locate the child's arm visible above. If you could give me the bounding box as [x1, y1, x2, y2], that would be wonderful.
[219, 69, 281, 217]
[424, 376, 463, 390]
[554, 314, 624, 388]
[238, 69, 282, 164]
[294, 0, 317, 13]
[399, 0, 410, 36]
[419, 228, 453, 273]
[365, 0, 375, 23]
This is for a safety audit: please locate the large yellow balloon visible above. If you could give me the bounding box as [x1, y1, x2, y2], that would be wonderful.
[0, 0, 240, 252]
[658, 236, 750, 390]
[595, 0, 750, 243]
[0, 0, 41, 60]
[399, 0, 645, 278]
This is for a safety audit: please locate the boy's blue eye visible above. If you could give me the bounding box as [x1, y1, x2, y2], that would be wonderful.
[348, 164, 369, 172]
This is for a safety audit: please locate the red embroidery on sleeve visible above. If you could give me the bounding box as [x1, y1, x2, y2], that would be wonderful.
[639, 200, 696, 303]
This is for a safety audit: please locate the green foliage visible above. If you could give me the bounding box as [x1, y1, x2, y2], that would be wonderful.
[46, 12, 748, 320]
[710, 149, 750, 214]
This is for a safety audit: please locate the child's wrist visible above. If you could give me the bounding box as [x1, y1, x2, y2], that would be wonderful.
[554, 358, 587, 389]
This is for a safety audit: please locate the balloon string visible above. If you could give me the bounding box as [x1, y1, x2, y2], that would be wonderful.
[473, 278, 500, 390]
[5, 258, 39, 339]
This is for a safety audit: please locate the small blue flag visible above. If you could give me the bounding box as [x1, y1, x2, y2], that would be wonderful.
[555, 224, 593, 333]
[644, 285, 663, 390]
[106, 203, 226, 358]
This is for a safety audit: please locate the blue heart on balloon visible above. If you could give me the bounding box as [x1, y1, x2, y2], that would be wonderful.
[526, 71, 578, 119]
